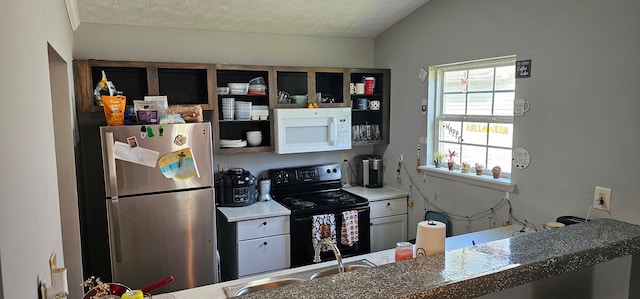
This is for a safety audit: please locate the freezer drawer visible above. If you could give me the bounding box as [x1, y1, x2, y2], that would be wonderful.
[106, 188, 216, 293]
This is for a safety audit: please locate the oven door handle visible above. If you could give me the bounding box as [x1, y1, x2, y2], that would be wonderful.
[293, 207, 369, 222]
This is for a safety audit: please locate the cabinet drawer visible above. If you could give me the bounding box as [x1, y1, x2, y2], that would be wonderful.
[238, 234, 290, 277]
[370, 197, 407, 218]
[237, 216, 290, 240]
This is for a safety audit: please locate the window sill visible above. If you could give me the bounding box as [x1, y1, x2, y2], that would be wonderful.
[419, 166, 515, 192]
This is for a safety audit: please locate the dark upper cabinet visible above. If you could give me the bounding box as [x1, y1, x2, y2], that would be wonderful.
[73, 60, 214, 112]
[347, 68, 390, 146]
[73, 59, 390, 153]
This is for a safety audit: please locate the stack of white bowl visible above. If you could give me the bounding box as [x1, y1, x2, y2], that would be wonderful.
[246, 131, 262, 147]
[221, 98, 235, 120]
[234, 101, 252, 120]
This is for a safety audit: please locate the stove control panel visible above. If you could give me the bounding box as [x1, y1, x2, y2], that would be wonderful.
[269, 163, 341, 185]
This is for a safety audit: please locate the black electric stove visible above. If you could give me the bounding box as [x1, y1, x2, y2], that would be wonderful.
[268, 163, 371, 268]
[268, 163, 368, 216]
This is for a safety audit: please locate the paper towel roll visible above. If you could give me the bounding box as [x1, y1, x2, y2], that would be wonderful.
[415, 220, 446, 257]
[51, 267, 68, 294]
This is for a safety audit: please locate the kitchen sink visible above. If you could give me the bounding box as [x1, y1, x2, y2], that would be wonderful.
[234, 278, 305, 296]
[223, 259, 375, 297]
[309, 264, 371, 280]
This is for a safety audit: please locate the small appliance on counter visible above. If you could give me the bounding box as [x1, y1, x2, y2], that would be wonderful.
[257, 177, 273, 201]
[216, 168, 258, 207]
[355, 155, 383, 188]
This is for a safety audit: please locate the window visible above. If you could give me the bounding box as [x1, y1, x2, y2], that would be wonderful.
[432, 56, 516, 177]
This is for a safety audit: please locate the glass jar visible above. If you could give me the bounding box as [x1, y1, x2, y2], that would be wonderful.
[395, 241, 413, 261]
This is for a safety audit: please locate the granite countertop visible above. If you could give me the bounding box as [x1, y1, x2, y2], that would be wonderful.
[342, 185, 409, 202]
[168, 225, 527, 299]
[217, 200, 290, 222]
[209, 218, 640, 298]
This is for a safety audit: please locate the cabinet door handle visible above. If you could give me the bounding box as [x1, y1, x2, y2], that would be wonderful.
[387, 202, 391, 206]
[263, 222, 267, 226]
[263, 241, 268, 246]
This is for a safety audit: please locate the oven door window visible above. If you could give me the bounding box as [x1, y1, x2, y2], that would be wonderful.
[290, 208, 370, 268]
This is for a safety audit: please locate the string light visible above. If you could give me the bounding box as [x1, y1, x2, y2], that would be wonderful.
[399, 160, 534, 233]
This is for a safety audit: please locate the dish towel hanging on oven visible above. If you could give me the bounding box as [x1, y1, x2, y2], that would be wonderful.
[312, 214, 336, 252]
[341, 210, 359, 246]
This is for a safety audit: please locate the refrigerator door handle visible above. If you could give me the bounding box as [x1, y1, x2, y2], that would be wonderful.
[104, 131, 119, 198]
[105, 131, 123, 262]
[110, 199, 124, 262]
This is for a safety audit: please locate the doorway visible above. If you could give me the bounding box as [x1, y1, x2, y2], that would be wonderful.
[48, 44, 83, 297]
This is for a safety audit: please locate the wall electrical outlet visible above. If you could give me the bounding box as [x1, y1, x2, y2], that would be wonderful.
[341, 153, 349, 162]
[593, 186, 612, 211]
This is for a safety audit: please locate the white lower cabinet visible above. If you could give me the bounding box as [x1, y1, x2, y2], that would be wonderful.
[217, 214, 291, 281]
[369, 197, 408, 252]
[370, 214, 408, 252]
[237, 234, 290, 277]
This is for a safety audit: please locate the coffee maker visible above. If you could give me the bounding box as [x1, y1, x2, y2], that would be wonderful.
[355, 155, 383, 188]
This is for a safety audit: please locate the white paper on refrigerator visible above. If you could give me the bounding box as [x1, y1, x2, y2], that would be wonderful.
[113, 141, 159, 168]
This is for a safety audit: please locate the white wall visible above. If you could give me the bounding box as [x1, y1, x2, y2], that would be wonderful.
[73, 23, 374, 68]
[374, 0, 639, 297]
[0, 0, 74, 298]
[375, 0, 640, 236]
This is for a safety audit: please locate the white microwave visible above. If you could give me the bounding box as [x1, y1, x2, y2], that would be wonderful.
[274, 108, 352, 154]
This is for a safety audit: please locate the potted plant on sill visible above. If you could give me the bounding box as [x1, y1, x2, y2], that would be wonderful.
[475, 163, 484, 175]
[446, 149, 457, 170]
[433, 152, 445, 168]
[461, 162, 471, 173]
[492, 166, 502, 179]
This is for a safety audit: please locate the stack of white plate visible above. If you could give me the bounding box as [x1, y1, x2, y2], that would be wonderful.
[235, 101, 252, 120]
[220, 139, 247, 148]
[221, 98, 235, 120]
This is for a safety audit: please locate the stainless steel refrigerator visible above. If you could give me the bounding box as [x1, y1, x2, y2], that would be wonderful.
[100, 122, 217, 293]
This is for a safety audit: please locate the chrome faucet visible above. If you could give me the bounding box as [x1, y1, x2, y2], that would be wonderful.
[313, 238, 344, 273]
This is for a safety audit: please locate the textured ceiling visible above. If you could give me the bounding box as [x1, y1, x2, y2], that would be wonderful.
[74, 0, 430, 38]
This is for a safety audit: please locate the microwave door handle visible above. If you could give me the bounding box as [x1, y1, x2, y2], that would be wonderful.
[328, 118, 336, 146]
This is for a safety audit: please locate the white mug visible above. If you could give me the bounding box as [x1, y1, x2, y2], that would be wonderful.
[370, 100, 381, 110]
[355, 83, 365, 94]
[514, 98, 530, 116]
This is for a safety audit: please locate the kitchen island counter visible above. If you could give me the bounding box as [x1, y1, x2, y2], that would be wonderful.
[168, 218, 640, 298]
